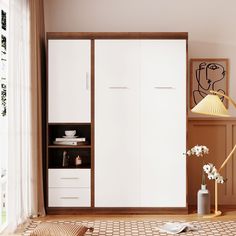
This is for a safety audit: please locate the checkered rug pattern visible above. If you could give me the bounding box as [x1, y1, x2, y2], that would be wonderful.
[23, 220, 236, 236]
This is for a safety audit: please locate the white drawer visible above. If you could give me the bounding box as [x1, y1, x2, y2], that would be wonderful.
[49, 187, 91, 207]
[49, 169, 90, 188]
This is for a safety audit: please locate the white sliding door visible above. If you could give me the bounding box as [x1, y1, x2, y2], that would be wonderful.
[140, 40, 186, 207]
[48, 40, 91, 123]
[95, 40, 140, 207]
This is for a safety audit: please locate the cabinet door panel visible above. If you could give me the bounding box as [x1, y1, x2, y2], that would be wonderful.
[140, 40, 186, 88]
[140, 40, 186, 207]
[48, 40, 91, 123]
[95, 40, 140, 207]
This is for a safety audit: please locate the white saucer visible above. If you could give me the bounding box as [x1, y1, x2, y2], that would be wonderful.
[62, 135, 78, 138]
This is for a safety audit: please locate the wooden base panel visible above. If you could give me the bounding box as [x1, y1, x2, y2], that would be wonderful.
[46, 207, 188, 215]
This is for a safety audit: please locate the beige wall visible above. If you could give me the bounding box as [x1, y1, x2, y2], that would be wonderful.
[44, 0, 236, 116]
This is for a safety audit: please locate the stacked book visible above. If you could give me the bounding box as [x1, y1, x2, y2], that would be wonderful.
[53, 137, 87, 146]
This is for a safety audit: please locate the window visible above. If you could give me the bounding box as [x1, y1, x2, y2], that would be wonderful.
[0, 0, 8, 232]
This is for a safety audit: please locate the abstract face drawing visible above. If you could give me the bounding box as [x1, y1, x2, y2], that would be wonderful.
[193, 61, 226, 106]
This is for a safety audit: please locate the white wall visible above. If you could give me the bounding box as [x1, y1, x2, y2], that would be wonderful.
[44, 0, 236, 116]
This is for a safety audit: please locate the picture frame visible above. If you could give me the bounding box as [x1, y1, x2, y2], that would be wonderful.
[190, 58, 229, 109]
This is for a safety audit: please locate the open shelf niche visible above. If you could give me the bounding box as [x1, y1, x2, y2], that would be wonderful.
[47, 123, 91, 169]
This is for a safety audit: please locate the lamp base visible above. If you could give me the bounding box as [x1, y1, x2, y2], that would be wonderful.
[203, 210, 222, 218]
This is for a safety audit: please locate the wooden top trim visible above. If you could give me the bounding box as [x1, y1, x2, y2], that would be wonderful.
[190, 58, 229, 61]
[47, 32, 188, 40]
[188, 117, 236, 121]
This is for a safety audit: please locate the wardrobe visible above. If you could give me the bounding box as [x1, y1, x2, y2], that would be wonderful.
[46, 33, 188, 214]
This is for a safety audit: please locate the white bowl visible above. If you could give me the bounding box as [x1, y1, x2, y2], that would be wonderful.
[65, 130, 76, 136]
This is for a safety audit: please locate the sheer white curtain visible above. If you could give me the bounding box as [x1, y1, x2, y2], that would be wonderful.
[7, 0, 37, 232]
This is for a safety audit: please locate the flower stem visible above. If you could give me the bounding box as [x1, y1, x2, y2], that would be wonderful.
[202, 170, 206, 185]
[202, 159, 206, 185]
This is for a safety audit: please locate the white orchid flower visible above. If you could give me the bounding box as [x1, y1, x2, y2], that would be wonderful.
[208, 173, 215, 180]
[186, 146, 225, 184]
[216, 176, 224, 184]
[203, 164, 211, 173]
[203, 163, 225, 184]
[187, 150, 191, 156]
[186, 145, 209, 157]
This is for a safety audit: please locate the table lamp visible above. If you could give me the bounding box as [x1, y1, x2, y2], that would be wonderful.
[191, 90, 236, 217]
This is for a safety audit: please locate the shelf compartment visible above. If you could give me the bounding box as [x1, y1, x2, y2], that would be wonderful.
[48, 124, 91, 146]
[48, 148, 91, 169]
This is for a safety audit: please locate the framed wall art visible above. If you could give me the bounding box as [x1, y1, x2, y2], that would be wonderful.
[190, 58, 229, 108]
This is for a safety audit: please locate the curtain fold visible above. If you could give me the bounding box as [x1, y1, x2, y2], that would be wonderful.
[8, 0, 31, 232]
[29, 0, 46, 217]
[7, 0, 45, 232]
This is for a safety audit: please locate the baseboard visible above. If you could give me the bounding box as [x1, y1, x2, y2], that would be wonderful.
[46, 207, 188, 215]
[188, 204, 236, 213]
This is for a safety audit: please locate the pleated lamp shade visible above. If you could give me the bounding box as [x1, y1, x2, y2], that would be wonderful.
[191, 94, 230, 117]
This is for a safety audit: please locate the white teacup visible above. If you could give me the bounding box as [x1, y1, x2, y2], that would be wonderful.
[65, 130, 76, 136]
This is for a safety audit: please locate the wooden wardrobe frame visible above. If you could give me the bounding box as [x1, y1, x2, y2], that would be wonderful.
[45, 32, 188, 215]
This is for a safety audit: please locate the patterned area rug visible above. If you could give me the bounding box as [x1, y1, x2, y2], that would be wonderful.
[23, 220, 236, 236]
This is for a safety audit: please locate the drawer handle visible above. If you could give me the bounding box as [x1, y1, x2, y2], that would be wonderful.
[109, 86, 129, 89]
[154, 86, 175, 89]
[60, 197, 79, 199]
[60, 177, 79, 180]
